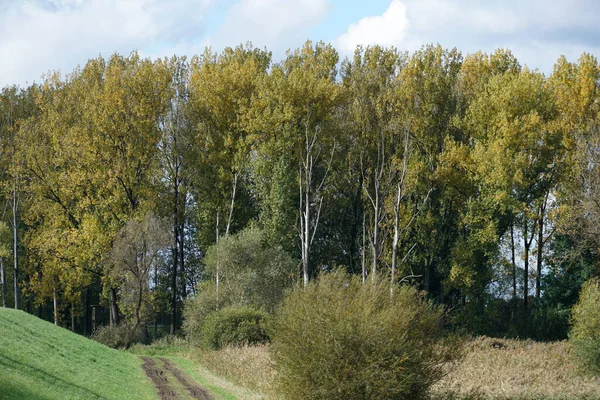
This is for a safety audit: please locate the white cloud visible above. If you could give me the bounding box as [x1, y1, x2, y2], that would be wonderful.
[334, 0, 600, 73]
[335, 0, 408, 54]
[205, 0, 330, 60]
[0, 0, 215, 87]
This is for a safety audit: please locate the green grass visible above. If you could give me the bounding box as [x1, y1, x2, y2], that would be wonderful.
[130, 338, 265, 399]
[0, 308, 156, 400]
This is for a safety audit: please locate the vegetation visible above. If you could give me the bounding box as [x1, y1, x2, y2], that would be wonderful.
[569, 278, 600, 374]
[199, 306, 270, 350]
[192, 338, 600, 400]
[1, 42, 600, 343]
[432, 337, 600, 400]
[2, 39, 600, 399]
[0, 308, 155, 399]
[271, 270, 453, 400]
[91, 323, 146, 349]
[183, 227, 295, 345]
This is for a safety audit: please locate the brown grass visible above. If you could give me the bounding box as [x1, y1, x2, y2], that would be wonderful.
[197, 338, 600, 400]
[199, 344, 276, 399]
[432, 336, 600, 399]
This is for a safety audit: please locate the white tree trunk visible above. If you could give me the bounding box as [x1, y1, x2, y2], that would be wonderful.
[53, 287, 58, 325]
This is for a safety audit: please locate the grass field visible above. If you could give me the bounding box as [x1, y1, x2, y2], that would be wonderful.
[0, 308, 155, 400]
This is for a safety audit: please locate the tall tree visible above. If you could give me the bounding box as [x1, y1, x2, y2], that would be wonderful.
[249, 41, 340, 286]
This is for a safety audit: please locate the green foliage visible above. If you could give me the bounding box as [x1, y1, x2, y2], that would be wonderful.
[570, 278, 600, 373]
[107, 213, 170, 332]
[199, 306, 270, 350]
[91, 322, 146, 349]
[4, 42, 600, 344]
[183, 280, 233, 343]
[272, 270, 455, 400]
[183, 227, 295, 344]
[0, 221, 10, 258]
[203, 227, 297, 309]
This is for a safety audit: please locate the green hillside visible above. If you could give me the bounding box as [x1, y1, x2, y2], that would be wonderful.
[0, 308, 155, 400]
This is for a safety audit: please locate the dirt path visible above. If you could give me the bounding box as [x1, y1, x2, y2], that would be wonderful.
[141, 356, 213, 400]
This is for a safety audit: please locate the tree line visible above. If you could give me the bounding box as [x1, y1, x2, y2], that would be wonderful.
[0, 41, 599, 339]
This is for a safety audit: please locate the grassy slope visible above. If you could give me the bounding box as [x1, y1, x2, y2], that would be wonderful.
[0, 308, 155, 400]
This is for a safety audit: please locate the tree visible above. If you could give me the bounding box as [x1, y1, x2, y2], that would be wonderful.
[0, 86, 34, 310]
[182, 227, 296, 342]
[189, 44, 271, 301]
[107, 213, 170, 342]
[248, 41, 340, 286]
[341, 45, 404, 282]
[0, 221, 10, 307]
[460, 68, 560, 308]
[157, 55, 192, 335]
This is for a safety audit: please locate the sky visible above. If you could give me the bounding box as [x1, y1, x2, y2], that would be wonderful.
[1, 0, 599, 88]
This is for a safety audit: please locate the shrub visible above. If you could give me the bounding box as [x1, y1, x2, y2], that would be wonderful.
[203, 227, 297, 311]
[91, 323, 145, 349]
[570, 278, 600, 373]
[183, 281, 235, 345]
[183, 228, 296, 344]
[272, 270, 456, 400]
[199, 306, 270, 350]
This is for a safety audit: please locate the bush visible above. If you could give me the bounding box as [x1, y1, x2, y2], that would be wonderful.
[183, 227, 296, 344]
[570, 278, 600, 373]
[272, 270, 456, 400]
[183, 281, 235, 345]
[199, 306, 270, 350]
[91, 323, 145, 349]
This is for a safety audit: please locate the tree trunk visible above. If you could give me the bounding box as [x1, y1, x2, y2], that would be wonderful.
[299, 146, 312, 287]
[1, 257, 5, 308]
[215, 211, 220, 305]
[361, 214, 366, 284]
[53, 287, 58, 325]
[391, 207, 399, 290]
[391, 128, 409, 291]
[84, 289, 89, 336]
[154, 251, 159, 337]
[523, 224, 529, 310]
[170, 182, 179, 335]
[225, 173, 237, 237]
[179, 222, 186, 300]
[13, 184, 18, 310]
[303, 169, 310, 287]
[371, 201, 379, 282]
[536, 204, 545, 299]
[110, 287, 120, 326]
[511, 223, 517, 300]
[71, 301, 76, 332]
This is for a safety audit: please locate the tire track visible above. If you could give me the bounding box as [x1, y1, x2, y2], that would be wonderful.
[140, 356, 178, 400]
[158, 357, 213, 400]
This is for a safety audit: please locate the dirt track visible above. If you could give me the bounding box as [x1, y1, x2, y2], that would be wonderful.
[141, 356, 212, 400]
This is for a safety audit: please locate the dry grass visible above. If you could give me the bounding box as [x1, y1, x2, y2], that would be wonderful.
[432, 336, 600, 400]
[200, 344, 276, 399]
[193, 337, 600, 400]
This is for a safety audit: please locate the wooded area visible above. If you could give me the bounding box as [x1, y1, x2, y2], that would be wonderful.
[1, 41, 599, 341]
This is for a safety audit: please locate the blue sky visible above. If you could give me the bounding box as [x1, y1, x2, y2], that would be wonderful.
[1, 0, 599, 87]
